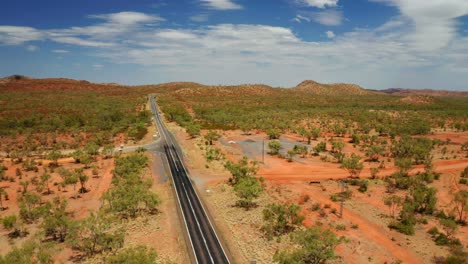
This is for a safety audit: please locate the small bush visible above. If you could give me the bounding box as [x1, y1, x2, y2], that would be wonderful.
[311, 203, 321, 211]
[106, 245, 158, 264]
[358, 180, 369, 193]
[335, 224, 346, 231]
[434, 233, 451, 246]
[388, 221, 415, 235]
[428, 227, 439, 236]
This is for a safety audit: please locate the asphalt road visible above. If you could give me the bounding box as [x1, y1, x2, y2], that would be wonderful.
[149, 96, 230, 264]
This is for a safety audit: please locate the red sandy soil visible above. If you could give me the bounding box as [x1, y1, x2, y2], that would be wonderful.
[426, 132, 468, 145]
[0, 156, 114, 217]
[170, 126, 468, 264]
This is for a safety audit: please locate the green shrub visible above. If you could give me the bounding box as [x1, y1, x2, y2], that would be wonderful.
[106, 245, 158, 264]
[388, 221, 415, 235]
[262, 203, 304, 240]
[428, 226, 439, 236]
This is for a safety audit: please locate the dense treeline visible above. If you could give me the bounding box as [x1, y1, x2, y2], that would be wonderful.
[158, 89, 468, 136]
[0, 90, 150, 137]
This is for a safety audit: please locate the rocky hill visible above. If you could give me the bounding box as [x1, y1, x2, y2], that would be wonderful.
[293, 80, 372, 96]
[378, 88, 468, 97]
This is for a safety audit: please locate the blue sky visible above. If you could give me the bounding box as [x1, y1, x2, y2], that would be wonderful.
[1, 0, 468, 90]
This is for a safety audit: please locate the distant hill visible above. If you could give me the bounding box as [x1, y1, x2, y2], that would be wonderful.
[173, 84, 276, 97]
[293, 80, 372, 96]
[377, 88, 468, 97]
[0, 74, 30, 84]
[0, 77, 124, 92]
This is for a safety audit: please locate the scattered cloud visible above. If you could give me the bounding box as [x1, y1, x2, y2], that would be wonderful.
[292, 10, 343, 26]
[52, 37, 114, 47]
[0, 8, 467, 89]
[88, 11, 162, 25]
[26, 45, 38, 52]
[52, 49, 70, 53]
[200, 0, 242, 10]
[370, 0, 468, 51]
[151, 1, 167, 9]
[310, 10, 343, 26]
[297, 0, 338, 8]
[190, 14, 209, 22]
[0, 26, 43, 45]
[291, 14, 311, 23]
[93, 64, 104, 70]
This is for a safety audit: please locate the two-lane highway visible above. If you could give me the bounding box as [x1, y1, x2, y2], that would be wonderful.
[150, 96, 230, 264]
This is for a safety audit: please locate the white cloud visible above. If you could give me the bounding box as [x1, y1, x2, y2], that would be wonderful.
[52, 49, 69, 53]
[292, 14, 311, 23]
[52, 37, 114, 47]
[200, 0, 242, 10]
[190, 14, 209, 22]
[89, 11, 163, 25]
[311, 10, 343, 26]
[93, 64, 104, 70]
[0, 26, 43, 45]
[297, 0, 338, 8]
[326, 31, 335, 38]
[1, 8, 468, 89]
[26, 45, 38, 52]
[371, 0, 468, 51]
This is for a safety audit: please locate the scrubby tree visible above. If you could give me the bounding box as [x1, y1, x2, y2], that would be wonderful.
[75, 169, 89, 193]
[0, 188, 7, 210]
[233, 176, 263, 209]
[311, 128, 321, 140]
[314, 142, 326, 153]
[383, 195, 403, 219]
[68, 211, 124, 256]
[102, 145, 115, 159]
[267, 128, 281, 140]
[268, 140, 281, 155]
[453, 191, 468, 223]
[0, 240, 52, 264]
[42, 197, 74, 242]
[365, 145, 383, 162]
[370, 167, 380, 179]
[286, 149, 296, 162]
[20, 180, 30, 194]
[304, 131, 313, 144]
[19, 192, 44, 223]
[204, 130, 220, 145]
[186, 123, 201, 138]
[40, 172, 52, 195]
[65, 173, 79, 199]
[224, 156, 258, 185]
[2, 214, 28, 238]
[262, 203, 304, 239]
[410, 184, 437, 214]
[46, 150, 62, 167]
[395, 157, 412, 175]
[293, 145, 308, 158]
[341, 154, 364, 178]
[85, 143, 100, 157]
[330, 140, 345, 153]
[440, 218, 458, 239]
[273, 226, 342, 264]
